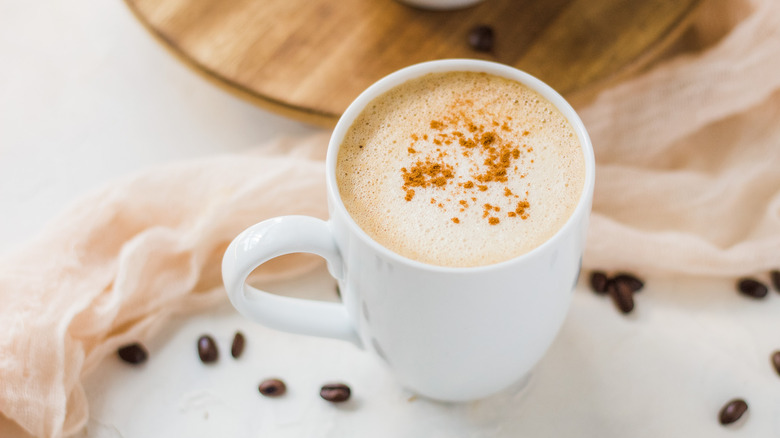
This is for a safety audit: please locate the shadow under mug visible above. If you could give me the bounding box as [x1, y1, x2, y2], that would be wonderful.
[222, 59, 595, 402]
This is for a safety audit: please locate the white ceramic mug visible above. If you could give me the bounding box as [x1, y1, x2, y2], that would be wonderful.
[222, 59, 595, 402]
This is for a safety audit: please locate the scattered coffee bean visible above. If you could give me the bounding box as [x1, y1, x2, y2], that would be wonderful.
[737, 278, 768, 299]
[589, 271, 609, 294]
[771, 270, 780, 292]
[608, 279, 634, 314]
[320, 383, 351, 402]
[772, 351, 780, 377]
[197, 335, 218, 363]
[117, 343, 148, 365]
[468, 25, 494, 52]
[231, 332, 245, 359]
[613, 272, 644, 292]
[719, 398, 748, 425]
[258, 378, 287, 397]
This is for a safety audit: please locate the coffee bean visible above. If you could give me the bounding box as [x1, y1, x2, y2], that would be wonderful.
[771, 270, 780, 292]
[608, 279, 634, 314]
[117, 343, 148, 365]
[231, 332, 245, 359]
[468, 25, 494, 52]
[197, 335, 218, 363]
[772, 351, 780, 377]
[258, 378, 287, 397]
[320, 383, 351, 402]
[589, 271, 609, 294]
[718, 398, 748, 425]
[613, 272, 644, 292]
[737, 278, 768, 299]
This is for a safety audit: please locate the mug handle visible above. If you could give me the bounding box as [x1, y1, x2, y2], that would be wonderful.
[222, 216, 362, 347]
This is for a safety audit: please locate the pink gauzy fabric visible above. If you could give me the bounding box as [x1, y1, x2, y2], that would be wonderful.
[579, 0, 780, 276]
[0, 136, 330, 437]
[1, 0, 780, 436]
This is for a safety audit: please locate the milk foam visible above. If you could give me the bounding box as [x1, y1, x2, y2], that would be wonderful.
[336, 71, 585, 267]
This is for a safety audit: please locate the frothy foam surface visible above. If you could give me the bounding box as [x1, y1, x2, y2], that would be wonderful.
[336, 71, 585, 267]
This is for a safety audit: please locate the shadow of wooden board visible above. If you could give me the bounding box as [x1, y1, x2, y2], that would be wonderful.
[125, 0, 702, 127]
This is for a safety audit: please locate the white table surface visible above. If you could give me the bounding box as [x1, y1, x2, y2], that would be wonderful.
[3, 1, 780, 437]
[0, 0, 318, 255]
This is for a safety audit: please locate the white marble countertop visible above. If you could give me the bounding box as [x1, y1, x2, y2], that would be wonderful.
[3, 1, 780, 437]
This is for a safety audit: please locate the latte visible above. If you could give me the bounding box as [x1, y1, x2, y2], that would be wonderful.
[336, 71, 585, 267]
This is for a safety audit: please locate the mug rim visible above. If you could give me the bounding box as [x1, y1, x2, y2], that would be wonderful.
[326, 59, 595, 273]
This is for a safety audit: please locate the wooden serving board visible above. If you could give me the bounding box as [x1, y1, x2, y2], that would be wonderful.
[125, 0, 702, 126]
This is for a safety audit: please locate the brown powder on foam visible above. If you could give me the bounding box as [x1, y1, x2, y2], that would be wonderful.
[401, 161, 455, 201]
[515, 200, 530, 219]
[400, 100, 536, 226]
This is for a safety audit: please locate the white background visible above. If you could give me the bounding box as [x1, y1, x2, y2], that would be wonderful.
[0, 0, 317, 255]
[2, 1, 780, 437]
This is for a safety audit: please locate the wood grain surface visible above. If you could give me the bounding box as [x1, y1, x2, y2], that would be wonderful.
[125, 0, 702, 126]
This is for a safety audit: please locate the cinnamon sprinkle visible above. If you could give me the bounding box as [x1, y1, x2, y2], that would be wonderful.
[401, 161, 455, 201]
[400, 106, 534, 225]
[515, 200, 530, 219]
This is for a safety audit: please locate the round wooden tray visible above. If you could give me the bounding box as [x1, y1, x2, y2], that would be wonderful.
[125, 0, 702, 127]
